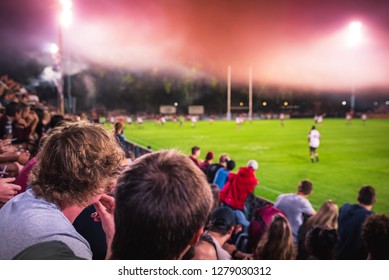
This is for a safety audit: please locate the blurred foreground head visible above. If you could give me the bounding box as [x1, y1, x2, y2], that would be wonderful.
[112, 149, 212, 260]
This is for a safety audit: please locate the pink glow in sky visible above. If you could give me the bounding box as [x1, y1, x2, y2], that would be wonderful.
[2, 0, 389, 91]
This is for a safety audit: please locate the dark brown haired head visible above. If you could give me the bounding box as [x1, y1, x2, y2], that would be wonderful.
[358, 185, 376, 206]
[111, 149, 212, 260]
[298, 180, 313, 195]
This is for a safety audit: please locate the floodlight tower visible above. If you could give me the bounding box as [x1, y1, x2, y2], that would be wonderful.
[227, 66, 231, 120]
[57, 0, 73, 115]
[348, 21, 362, 113]
[249, 67, 253, 120]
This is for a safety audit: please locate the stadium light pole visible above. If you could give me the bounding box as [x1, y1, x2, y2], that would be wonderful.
[348, 21, 362, 113]
[249, 67, 253, 120]
[57, 0, 73, 115]
[227, 66, 231, 120]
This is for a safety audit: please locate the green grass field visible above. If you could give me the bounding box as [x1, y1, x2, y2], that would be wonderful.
[120, 118, 389, 214]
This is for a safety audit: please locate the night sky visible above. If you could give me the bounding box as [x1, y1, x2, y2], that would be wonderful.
[1, 0, 389, 91]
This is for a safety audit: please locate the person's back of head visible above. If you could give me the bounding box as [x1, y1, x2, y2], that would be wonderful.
[254, 214, 295, 260]
[209, 207, 236, 236]
[226, 160, 235, 171]
[5, 101, 21, 117]
[247, 160, 259, 171]
[191, 146, 200, 156]
[205, 151, 214, 161]
[111, 150, 212, 260]
[114, 122, 124, 135]
[305, 226, 338, 260]
[49, 114, 65, 129]
[307, 200, 338, 230]
[357, 185, 376, 206]
[30, 121, 124, 206]
[297, 180, 313, 196]
[218, 153, 229, 165]
[362, 214, 389, 260]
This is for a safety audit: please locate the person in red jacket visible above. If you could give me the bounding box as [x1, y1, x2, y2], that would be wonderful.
[220, 160, 259, 212]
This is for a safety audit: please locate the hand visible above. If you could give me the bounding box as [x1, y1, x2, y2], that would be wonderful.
[93, 194, 116, 259]
[222, 243, 237, 255]
[17, 151, 30, 165]
[0, 177, 21, 204]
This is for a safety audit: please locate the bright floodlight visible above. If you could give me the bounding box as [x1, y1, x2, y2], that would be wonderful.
[174, 102, 178, 107]
[262, 101, 267, 107]
[60, 0, 73, 28]
[283, 101, 288, 106]
[49, 43, 59, 54]
[348, 21, 362, 47]
[342, 101, 347, 106]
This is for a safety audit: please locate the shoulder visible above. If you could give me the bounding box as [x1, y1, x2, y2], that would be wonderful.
[275, 194, 288, 204]
[193, 240, 218, 260]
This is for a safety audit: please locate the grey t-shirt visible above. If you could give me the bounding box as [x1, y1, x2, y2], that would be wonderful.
[274, 193, 315, 242]
[0, 189, 92, 260]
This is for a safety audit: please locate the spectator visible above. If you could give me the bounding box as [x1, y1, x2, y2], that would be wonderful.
[0, 121, 124, 259]
[248, 202, 285, 253]
[193, 207, 236, 260]
[210, 183, 220, 211]
[213, 159, 235, 190]
[337, 185, 376, 260]
[189, 146, 201, 167]
[0, 102, 22, 139]
[205, 153, 229, 183]
[96, 150, 212, 260]
[14, 114, 64, 194]
[114, 121, 132, 161]
[200, 151, 214, 173]
[220, 160, 258, 212]
[305, 226, 338, 260]
[297, 200, 338, 259]
[193, 206, 250, 260]
[362, 214, 389, 260]
[254, 214, 296, 260]
[274, 180, 316, 243]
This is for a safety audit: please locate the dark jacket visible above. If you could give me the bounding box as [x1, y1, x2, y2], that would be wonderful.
[336, 203, 373, 260]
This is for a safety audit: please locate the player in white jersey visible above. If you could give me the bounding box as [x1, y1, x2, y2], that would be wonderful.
[317, 115, 323, 124]
[191, 116, 197, 127]
[308, 125, 320, 163]
[346, 113, 352, 125]
[361, 113, 367, 125]
[160, 116, 166, 126]
[137, 116, 143, 128]
[280, 113, 285, 127]
[126, 116, 132, 125]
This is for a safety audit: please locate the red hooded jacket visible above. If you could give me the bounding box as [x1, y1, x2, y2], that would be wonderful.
[220, 166, 258, 211]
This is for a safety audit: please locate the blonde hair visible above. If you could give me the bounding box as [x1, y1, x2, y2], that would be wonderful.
[306, 200, 338, 230]
[254, 214, 296, 260]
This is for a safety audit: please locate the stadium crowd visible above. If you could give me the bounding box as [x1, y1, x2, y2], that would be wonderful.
[0, 75, 388, 260]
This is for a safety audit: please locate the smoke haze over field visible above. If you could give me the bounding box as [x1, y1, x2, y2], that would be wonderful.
[1, 0, 389, 91]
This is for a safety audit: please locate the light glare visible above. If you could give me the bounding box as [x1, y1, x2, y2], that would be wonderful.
[348, 21, 362, 47]
[60, 0, 73, 28]
[49, 43, 59, 54]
